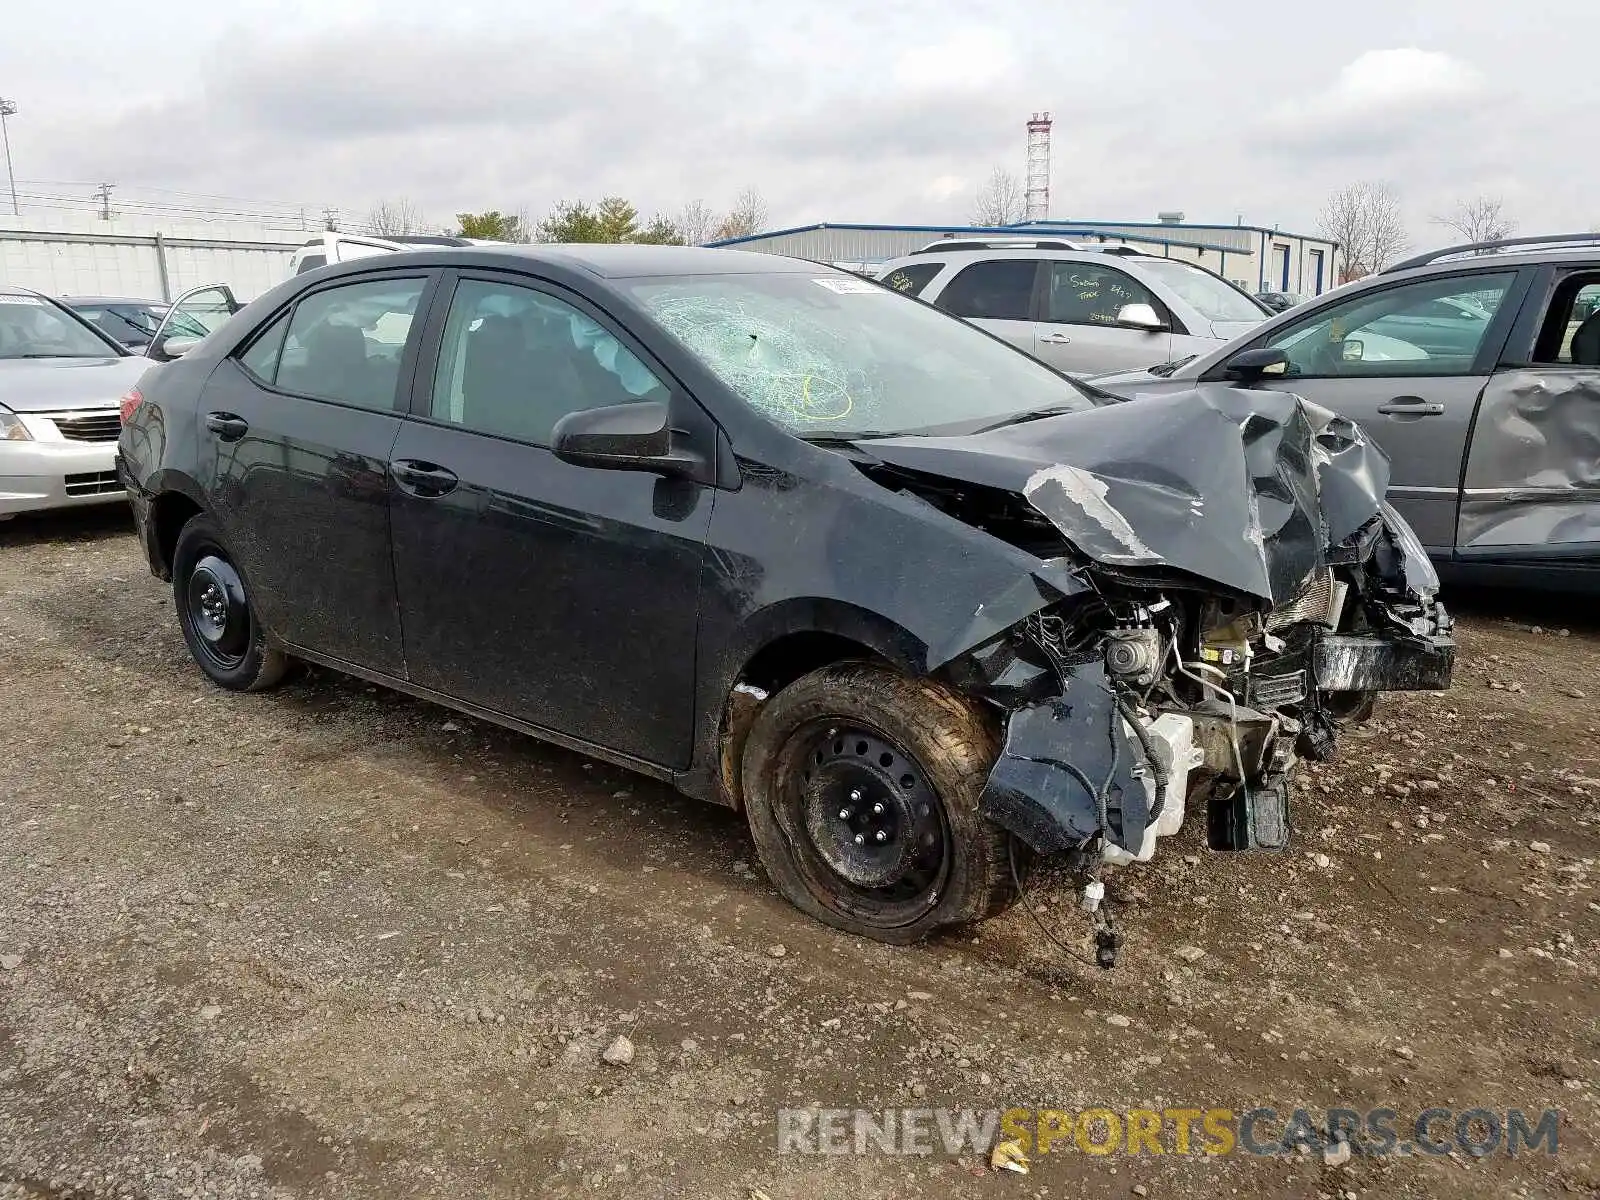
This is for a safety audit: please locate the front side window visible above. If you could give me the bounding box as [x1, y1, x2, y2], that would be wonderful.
[879, 262, 943, 297]
[428, 279, 667, 445]
[1264, 272, 1514, 377]
[1045, 263, 1158, 325]
[0, 295, 119, 359]
[934, 259, 1036, 320]
[623, 271, 1096, 437]
[273, 277, 426, 410]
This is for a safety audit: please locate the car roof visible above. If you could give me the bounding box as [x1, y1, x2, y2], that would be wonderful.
[1382, 235, 1600, 278]
[348, 243, 824, 279]
[884, 245, 1154, 265]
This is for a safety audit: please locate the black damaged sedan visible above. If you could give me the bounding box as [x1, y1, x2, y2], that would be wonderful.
[117, 245, 1453, 943]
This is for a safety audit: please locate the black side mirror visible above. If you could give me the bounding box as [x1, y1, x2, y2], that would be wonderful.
[1223, 347, 1291, 384]
[551, 400, 709, 481]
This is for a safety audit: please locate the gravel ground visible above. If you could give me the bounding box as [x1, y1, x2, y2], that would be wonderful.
[2, 508, 1596, 1199]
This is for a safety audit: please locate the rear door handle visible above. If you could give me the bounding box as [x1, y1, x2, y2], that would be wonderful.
[391, 459, 459, 498]
[1038, 332, 1073, 345]
[204, 411, 249, 441]
[1376, 397, 1446, 417]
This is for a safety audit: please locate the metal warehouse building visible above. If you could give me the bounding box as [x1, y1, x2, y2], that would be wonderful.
[711, 218, 1342, 299]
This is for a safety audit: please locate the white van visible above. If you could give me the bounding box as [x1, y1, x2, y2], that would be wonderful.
[289, 232, 492, 277]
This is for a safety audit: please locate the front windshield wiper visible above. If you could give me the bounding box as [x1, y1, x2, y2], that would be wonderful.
[798, 431, 899, 443]
[1148, 354, 1197, 378]
[966, 403, 1089, 435]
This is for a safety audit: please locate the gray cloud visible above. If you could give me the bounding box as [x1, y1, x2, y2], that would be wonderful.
[5, 0, 1598, 242]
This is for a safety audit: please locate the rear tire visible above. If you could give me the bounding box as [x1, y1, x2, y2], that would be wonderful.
[740, 662, 1016, 944]
[172, 515, 288, 692]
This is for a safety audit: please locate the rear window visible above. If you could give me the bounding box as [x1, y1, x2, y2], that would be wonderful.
[295, 254, 327, 274]
[1137, 259, 1267, 324]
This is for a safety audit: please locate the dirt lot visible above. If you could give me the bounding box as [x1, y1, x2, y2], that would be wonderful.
[2, 508, 1596, 1200]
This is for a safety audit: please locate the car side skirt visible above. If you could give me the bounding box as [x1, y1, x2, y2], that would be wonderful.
[280, 642, 682, 787]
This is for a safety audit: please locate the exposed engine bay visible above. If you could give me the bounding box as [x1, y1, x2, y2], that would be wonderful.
[947, 524, 1453, 868]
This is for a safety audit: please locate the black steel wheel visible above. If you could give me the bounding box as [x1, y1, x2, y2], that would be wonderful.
[741, 662, 1017, 943]
[1325, 689, 1378, 725]
[185, 553, 251, 673]
[171, 515, 289, 692]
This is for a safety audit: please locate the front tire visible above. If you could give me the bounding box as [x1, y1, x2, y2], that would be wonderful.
[172, 515, 288, 692]
[740, 662, 1015, 944]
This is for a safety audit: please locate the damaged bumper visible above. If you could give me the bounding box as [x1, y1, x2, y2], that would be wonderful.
[965, 503, 1455, 866]
[1314, 633, 1454, 692]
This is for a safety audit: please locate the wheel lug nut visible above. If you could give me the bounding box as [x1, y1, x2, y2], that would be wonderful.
[875, 830, 888, 843]
[838, 808, 851, 820]
[849, 788, 863, 803]
[872, 802, 884, 815]
[853, 834, 865, 846]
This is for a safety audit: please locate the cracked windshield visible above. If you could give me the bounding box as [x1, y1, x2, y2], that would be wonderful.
[624, 272, 1093, 436]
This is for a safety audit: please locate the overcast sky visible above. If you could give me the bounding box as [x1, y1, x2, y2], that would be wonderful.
[2, 0, 1593, 244]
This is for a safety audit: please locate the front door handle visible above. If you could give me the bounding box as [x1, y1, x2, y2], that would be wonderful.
[204, 411, 249, 441]
[391, 459, 459, 498]
[1376, 397, 1446, 418]
[1038, 332, 1073, 345]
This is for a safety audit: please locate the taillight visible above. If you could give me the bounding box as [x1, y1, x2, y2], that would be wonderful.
[119, 388, 143, 423]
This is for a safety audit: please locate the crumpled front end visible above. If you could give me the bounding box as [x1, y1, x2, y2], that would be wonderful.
[894, 386, 1456, 866]
[961, 517, 1453, 866]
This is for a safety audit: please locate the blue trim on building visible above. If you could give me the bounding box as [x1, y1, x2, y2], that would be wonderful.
[1009, 217, 1331, 243]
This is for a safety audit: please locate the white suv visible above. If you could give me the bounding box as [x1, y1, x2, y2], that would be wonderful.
[289, 232, 493, 277]
[875, 240, 1270, 375]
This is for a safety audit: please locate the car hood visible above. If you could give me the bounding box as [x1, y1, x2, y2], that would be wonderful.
[1209, 318, 1265, 341]
[0, 355, 148, 412]
[1087, 367, 1199, 397]
[858, 384, 1414, 606]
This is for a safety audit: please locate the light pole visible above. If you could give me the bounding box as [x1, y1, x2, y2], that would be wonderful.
[0, 99, 16, 217]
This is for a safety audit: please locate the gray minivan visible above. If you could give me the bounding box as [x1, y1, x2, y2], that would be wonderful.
[1094, 233, 1600, 593]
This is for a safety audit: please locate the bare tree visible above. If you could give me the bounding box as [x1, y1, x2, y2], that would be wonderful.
[714, 187, 769, 241]
[971, 167, 1027, 227]
[367, 198, 428, 236]
[1432, 195, 1517, 248]
[1318, 181, 1408, 279]
[675, 199, 718, 246]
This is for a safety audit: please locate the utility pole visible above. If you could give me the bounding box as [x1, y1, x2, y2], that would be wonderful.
[0, 98, 18, 217]
[94, 181, 115, 220]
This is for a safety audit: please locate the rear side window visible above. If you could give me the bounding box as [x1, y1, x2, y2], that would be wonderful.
[295, 254, 327, 274]
[1532, 273, 1600, 365]
[935, 260, 1036, 320]
[880, 262, 943, 297]
[271, 278, 426, 411]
